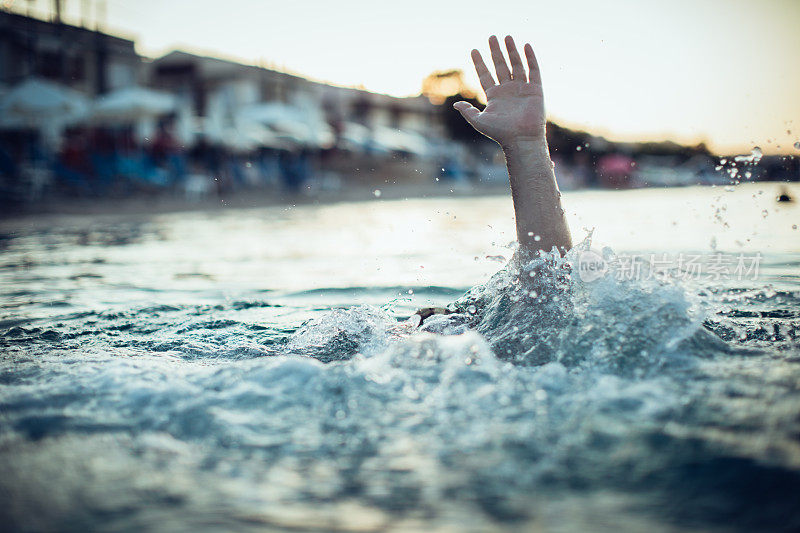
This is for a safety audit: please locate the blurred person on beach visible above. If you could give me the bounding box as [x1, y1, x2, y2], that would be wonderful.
[55, 128, 92, 194]
[152, 120, 187, 186]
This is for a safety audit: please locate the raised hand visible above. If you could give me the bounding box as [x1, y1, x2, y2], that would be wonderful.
[454, 35, 546, 147]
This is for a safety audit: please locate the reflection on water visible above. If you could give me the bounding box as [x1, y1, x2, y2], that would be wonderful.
[1, 184, 799, 532]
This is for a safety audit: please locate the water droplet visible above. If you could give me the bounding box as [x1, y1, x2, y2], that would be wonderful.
[534, 235, 541, 242]
[373, 189, 381, 197]
[761, 209, 768, 218]
[407, 289, 414, 295]
[794, 141, 800, 150]
[467, 305, 477, 314]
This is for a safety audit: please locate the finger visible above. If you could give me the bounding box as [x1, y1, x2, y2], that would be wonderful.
[505, 35, 526, 81]
[524, 43, 542, 85]
[489, 35, 512, 83]
[453, 101, 482, 128]
[471, 49, 496, 93]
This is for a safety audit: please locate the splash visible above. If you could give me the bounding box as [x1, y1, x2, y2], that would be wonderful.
[407, 238, 711, 375]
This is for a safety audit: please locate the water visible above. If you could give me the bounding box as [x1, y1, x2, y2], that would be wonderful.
[1, 183, 799, 532]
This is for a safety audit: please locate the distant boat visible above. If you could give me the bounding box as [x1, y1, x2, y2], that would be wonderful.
[777, 187, 794, 203]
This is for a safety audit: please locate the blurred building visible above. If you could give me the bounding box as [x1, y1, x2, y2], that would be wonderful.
[0, 9, 141, 95]
[1, 7, 445, 144]
[148, 51, 443, 137]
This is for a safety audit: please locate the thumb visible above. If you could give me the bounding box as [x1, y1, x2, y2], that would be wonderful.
[453, 101, 481, 128]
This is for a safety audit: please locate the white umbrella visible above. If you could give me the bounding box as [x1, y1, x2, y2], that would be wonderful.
[0, 78, 89, 128]
[217, 122, 293, 152]
[238, 101, 334, 148]
[338, 122, 429, 156]
[92, 86, 176, 122]
[340, 121, 372, 152]
[372, 125, 430, 156]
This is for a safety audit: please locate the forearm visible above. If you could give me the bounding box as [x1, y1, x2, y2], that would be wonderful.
[502, 137, 572, 254]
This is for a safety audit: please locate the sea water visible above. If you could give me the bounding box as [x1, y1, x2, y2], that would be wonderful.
[1, 184, 799, 532]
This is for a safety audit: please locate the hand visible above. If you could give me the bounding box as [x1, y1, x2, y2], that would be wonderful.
[454, 35, 546, 147]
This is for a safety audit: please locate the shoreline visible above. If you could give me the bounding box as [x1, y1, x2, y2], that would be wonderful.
[0, 182, 511, 221]
[1, 180, 795, 224]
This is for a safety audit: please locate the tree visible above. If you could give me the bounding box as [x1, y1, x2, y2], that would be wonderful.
[421, 70, 487, 143]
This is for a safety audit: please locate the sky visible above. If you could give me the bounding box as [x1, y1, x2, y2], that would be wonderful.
[15, 0, 800, 154]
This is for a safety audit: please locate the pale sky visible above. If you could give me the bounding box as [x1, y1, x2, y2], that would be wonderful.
[17, 0, 800, 154]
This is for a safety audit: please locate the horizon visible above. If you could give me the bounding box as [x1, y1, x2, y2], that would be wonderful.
[5, 0, 800, 156]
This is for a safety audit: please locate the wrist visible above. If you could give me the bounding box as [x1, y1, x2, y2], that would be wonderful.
[501, 136, 550, 158]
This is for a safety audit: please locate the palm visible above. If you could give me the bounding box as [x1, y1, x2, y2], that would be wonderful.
[454, 36, 546, 146]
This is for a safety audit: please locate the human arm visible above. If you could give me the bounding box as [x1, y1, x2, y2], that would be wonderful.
[453, 35, 572, 254]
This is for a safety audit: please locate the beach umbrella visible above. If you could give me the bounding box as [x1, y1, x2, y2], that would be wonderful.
[372, 125, 430, 156]
[340, 121, 372, 151]
[337, 122, 430, 156]
[0, 78, 89, 128]
[238, 101, 334, 148]
[217, 122, 294, 152]
[92, 86, 176, 122]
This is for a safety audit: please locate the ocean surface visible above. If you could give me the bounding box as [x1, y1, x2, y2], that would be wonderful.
[1, 183, 799, 532]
